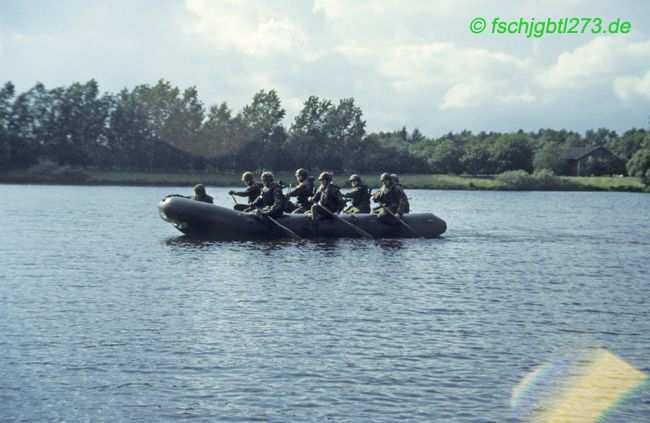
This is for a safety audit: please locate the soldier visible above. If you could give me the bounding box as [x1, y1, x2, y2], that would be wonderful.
[343, 174, 371, 213]
[286, 168, 315, 213]
[372, 172, 409, 223]
[246, 171, 285, 218]
[390, 173, 410, 213]
[229, 171, 263, 212]
[307, 172, 346, 225]
[191, 184, 213, 204]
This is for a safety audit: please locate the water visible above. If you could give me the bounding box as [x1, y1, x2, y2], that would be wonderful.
[1, 185, 649, 422]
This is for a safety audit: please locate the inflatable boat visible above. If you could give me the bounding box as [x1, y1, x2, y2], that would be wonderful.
[159, 196, 446, 240]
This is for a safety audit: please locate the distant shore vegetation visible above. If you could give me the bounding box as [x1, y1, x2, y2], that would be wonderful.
[1, 79, 649, 191]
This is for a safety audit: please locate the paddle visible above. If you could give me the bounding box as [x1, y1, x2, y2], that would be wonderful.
[317, 203, 373, 239]
[230, 193, 238, 204]
[380, 205, 423, 238]
[256, 208, 303, 241]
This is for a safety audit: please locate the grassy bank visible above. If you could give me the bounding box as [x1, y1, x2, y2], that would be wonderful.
[0, 167, 647, 192]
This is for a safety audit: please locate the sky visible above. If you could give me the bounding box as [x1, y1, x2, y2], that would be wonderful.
[1, 0, 649, 137]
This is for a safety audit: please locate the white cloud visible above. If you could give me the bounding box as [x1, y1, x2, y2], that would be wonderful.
[614, 71, 650, 100]
[535, 37, 622, 88]
[379, 42, 529, 90]
[184, 0, 310, 57]
[535, 37, 650, 89]
[440, 81, 492, 109]
[335, 41, 374, 62]
[372, 42, 533, 109]
[496, 90, 537, 104]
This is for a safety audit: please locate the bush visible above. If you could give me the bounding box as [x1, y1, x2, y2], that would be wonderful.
[495, 170, 536, 190]
[496, 169, 576, 190]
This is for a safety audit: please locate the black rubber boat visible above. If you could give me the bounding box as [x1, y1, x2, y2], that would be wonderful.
[159, 196, 446, 240]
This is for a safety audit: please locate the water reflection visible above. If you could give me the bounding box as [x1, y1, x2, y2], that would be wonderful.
[164, 235, 412, 253]
[376, 239, 405, 250]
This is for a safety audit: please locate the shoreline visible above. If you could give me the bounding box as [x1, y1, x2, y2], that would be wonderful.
[0, 170, 647, 192]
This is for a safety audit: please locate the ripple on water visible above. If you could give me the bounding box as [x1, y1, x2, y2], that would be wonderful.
[0, 186, 649, 422]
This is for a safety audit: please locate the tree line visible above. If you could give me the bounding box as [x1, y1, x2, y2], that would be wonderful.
[1, 79, 649, 183]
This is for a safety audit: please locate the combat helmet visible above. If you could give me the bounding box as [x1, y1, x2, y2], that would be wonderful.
[261, 171, 274, 181]
[295, 168, 309, 178]
[318, 171, 332, 181]
[241, 171, 254, 182]
[193, 184, 205, 193]
[380, 172, 393, 182]
[349, 174, 361, 182]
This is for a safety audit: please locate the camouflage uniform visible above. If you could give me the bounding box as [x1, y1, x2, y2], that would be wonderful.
[231, 182, 263, 211]
[373, 173, 409, 223]
[247, 172, 285, 218]
[191, 193, 214, 204]
[230, 172, 263, 211]
[390, 174, 410, 214]
[286, 179, 314, 213]
[191, 184, 214, 204]
[343, 175, 371, 213]
[308, 172, 346, 223]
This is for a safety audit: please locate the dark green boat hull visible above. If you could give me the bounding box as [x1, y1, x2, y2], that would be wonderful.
[159, 197, 446, 240]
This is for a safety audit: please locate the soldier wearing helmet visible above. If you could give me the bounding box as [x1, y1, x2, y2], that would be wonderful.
[286, 168, 315, 213]
[343, 174, 371, 214]
[245, 171, 285, 218]
[229, 171, 263, 211]
[372, 172, 409, 223]
[390, 173, 409, 213]
[307, 172, 346, 225]
[191, 184, 214, 204]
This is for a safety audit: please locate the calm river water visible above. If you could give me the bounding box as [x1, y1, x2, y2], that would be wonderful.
[1, 185, 649, 422]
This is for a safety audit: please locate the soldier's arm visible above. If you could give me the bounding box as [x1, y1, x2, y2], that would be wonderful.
[372, 188, 382, 203]
[287, 182, 305, 197]
[250, 195, 263, 209]
[395, 187, 407, 215]
[265, 188, 285, 215]
[230, 189, 249, 197]
[310, 189, 322, 204]
[343, 187, 358, 199]
[334, 188, 346, 213]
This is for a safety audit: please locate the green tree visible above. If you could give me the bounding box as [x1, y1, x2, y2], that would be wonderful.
[325, 98, 365, 171]
[427, 139, 463, 174]
[106, 87, 156, 169]
[7, 82, 52, 166]
[288, 96, 333, 171]
[239, 89, 287, 170]
[585, 128, 618, 148]
[490, 133, 534, 173]
[136, 80, 205, 169]
[533, 143, 568, 174]
[359, 133, 421, 174]
[200, 102, 246, 170]
[627, 140, 650, 185]
[0, 82, 15, 166]
[460, 140, 492, 175]
[409, 128, 425, 143]
[614, 129, 648, 160]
